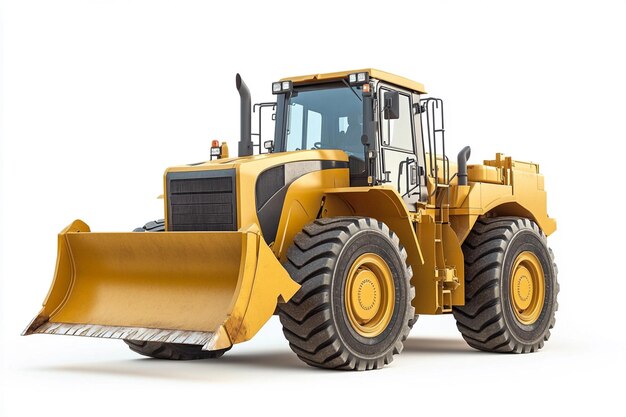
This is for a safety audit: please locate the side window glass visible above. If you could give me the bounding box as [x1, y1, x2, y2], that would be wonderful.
[305, 110, 322, 149]
[338, 116, 348, 133]
[382, 149, 412, 196]
[286, 103, 304, 151]
[381, 91, 413, 152]
[379, 86, 420, 200]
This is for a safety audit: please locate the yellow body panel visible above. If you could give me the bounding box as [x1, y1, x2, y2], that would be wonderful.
[25, 148, 555, 346]
[164, 149, 350, 233]
[412, 215, 465, 314]
[273, 168, 350, 261]
[282, 68, 427, 94]
[449, 153, 556, 243]
[467, 164, 501, 184]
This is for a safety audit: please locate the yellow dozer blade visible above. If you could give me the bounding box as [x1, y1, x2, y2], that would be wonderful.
[24, 220, 300, 351]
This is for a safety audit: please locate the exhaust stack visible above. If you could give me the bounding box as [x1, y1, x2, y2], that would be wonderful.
[457, 146, 472, 186]
[236, 73, 253, 157]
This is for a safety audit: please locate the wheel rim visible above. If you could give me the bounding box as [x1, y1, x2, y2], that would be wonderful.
[510, 251, 545, 325]
[344, 253, 395, 337]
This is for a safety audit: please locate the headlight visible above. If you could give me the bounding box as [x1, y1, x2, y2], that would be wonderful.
[272, 80, 293, 94]
[348, 72, 369, 86]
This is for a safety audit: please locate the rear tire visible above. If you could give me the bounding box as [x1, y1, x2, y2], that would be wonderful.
[123, 219, 229, 360]
[279, 217, 415, 371]
[453, 217, 559, 353]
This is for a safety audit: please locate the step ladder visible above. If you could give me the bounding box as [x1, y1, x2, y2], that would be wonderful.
[420, 98, 460, 313]
[434, 187, 458, 312]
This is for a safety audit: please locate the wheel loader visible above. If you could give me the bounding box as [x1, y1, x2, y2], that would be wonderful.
[24, 69, 558, 370]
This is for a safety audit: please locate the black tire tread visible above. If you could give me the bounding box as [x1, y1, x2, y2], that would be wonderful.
[278, 217, 415, 371]
[133, 219, 165, 232]
[453, 216, 559, 353]
[124, 340, 229, 360]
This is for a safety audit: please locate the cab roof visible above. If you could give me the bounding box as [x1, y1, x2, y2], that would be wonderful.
[281, 68, 427, 94]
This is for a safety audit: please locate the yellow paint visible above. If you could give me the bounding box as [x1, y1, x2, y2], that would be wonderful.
[448, 153, 556, 243]
[26, 61, 558, 353]
[344, 253, 395, 337]
[164, 149, 349, 234]
[322, 187, 425, 284]
[510, 251, 545, 325]
[282, 68, 427, 94]
[220, 141, 229, 159]
[273, 168, 350, 261]
[411, 215, 465, 314]
[28, 220, 299, 349]
[467, 164, 501, 184]
[30, 147, 556, 343]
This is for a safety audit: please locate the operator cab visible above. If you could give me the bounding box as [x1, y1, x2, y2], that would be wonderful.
[268, 69, 439, 210]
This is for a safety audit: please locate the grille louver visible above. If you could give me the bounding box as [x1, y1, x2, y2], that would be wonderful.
[166, 170, 237, 231]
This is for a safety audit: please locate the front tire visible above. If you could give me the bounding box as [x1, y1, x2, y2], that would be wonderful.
[453, 217, 559, 353]
[132, 219, 165, 233]
[279, 217, 415, 370]
[123, 219, 229, 360]
[125, 340, 229, 360]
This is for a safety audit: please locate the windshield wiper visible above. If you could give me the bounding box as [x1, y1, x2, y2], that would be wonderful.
[342, 79, 362, 102]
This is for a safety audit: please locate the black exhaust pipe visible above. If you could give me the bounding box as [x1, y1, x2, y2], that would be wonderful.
[457, 146, 472, 186]
[236, 73, 253, 157]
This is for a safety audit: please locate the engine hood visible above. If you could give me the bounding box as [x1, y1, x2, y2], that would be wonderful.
[163, 149, 351, 242]
[165, 149, 349, 174]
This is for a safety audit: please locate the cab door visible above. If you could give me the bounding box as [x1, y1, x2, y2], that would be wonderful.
[377, 84, 426, 210]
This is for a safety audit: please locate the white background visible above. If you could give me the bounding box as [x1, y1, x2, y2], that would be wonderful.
[1, 1, 625, 416]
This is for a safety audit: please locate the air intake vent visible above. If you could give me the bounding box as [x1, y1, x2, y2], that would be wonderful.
[166, 169, 237, 231]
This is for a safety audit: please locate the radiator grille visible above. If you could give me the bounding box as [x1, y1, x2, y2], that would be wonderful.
[166, 170, 237, 231]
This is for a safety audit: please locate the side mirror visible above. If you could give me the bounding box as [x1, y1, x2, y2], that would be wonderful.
[383, 91, 400, 120]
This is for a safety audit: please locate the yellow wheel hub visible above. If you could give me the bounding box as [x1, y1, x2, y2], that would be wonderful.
[510, 251, 545, 325]
[345, 253, 395, 337]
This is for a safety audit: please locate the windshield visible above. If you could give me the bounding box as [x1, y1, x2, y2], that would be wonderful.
[285, 83, 364, 158]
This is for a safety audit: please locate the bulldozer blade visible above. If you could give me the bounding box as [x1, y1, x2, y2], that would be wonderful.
[23, 220, 300, 351]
